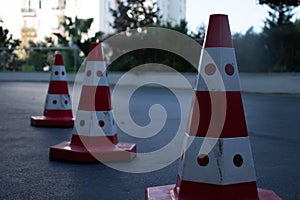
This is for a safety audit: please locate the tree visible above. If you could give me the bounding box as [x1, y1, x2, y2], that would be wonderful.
[27, 37, 55, 71]
[160, 20, 189, 35]
[233, 27, 268, 72]
[261, 22, 300, 71]
[188, 24, 206, 45]
[110, 0, 160, 33]
[258, 0, 300, 27]
[108, 0, 207, 72]
[54, 16, 105, 56]
[107, 20, 201, 72]
[0, 23, 21, 71]
[256, 0, 300, 72]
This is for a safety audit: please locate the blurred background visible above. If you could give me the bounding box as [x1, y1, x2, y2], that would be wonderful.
[0, 0, 299, 73]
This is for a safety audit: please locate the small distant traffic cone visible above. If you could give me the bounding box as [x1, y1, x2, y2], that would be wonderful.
[145, 14, 281, 200]
[31, 54, 74, 127]
[49, 42, 136, 163]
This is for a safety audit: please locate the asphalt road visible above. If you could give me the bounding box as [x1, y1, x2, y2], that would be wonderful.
[0, 82, 299, 200]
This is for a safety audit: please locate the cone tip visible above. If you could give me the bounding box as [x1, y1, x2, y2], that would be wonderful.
[88, 42, 104, 61]
[210, 14, 228, 18]
[54, 54, 64, 66]
[204, 14, 233, 48]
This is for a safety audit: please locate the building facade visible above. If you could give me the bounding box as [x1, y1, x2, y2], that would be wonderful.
[20, 0, 186, 46]
[21, 0, 67, 46]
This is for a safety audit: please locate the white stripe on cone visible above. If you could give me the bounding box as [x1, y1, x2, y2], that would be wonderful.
[50, 66, 68, 81]
[83, 61, 109, 86]
[44, 94, 72, 110]
[196, 48, 241, 92]
[178, 134, 256, 185]
[75, 110, 116, 137]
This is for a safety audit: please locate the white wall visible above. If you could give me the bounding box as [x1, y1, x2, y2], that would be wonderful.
[99, 0, 115, 34]
[0, 1, 23, 39]
[157, 0, 186, 26]
[35, 1, 57, 41]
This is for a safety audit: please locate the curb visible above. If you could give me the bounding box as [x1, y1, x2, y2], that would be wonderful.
[0, 72, 299, 94]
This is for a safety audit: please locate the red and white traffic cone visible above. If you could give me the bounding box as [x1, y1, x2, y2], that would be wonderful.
[49, 42, 136, 163]
[31, 54, 74, 127]
[146, 14, 281, 200]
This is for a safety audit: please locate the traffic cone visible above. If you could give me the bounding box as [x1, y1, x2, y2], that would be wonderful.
[31, 54, 74, 127]
[145, 14, 281, 200]
[49, 42, 137, 163]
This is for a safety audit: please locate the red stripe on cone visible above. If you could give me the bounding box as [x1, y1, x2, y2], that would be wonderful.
[70, 134, 119, 147]
[43, 110, 73, 118]
[50, 132, 137, 163]
[174, 177, 259, 199]
[146, 184, 281, 200]
[53, 54, 64, 65]
[48, 81, 69, 94]
[78, 86, 111, 111]
[88, 42, 104, 61]
[187, 91, 248, 138]
[204, 14, 233, 48]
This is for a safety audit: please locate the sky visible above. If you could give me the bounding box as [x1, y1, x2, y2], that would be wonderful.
[1, 0, 300, 39]
[186, 0, 300, 34]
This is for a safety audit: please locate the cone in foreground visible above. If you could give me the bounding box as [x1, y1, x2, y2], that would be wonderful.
[49, 42, 136, 163]
[145, 14, 281, 200]
[31, 54, 74, 127]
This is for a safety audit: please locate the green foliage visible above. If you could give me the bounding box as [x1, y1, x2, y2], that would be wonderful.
[258, 0, 300, 27]
[1, 1, 299, 73]
[21, 64, 34, 72]
[234, 21, 300, 72]
[160, 20, 189, 35]
[107, 26, 200, 72]
[152, 20, 205, 72]
[234, 1, 300, 72]
[27, 37, 55, 71]
[54, 16, 105, 56]
[109, 2, 205, 72]
[51, 16, 106, 72]
[0, 24, 21, 71]
[110, 0, 160, 33]
[234, 28, 268, 72]
[189, 25, 206, 45]
[262, 23, 300, 71]
[109, 48, 196, 72]
[259, 0, 300, 71]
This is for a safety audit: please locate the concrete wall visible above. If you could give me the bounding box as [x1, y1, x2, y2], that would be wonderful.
[0, 72, 299, 94]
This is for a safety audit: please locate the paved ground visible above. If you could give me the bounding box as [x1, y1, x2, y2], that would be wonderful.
[0, 82, 299, 200]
